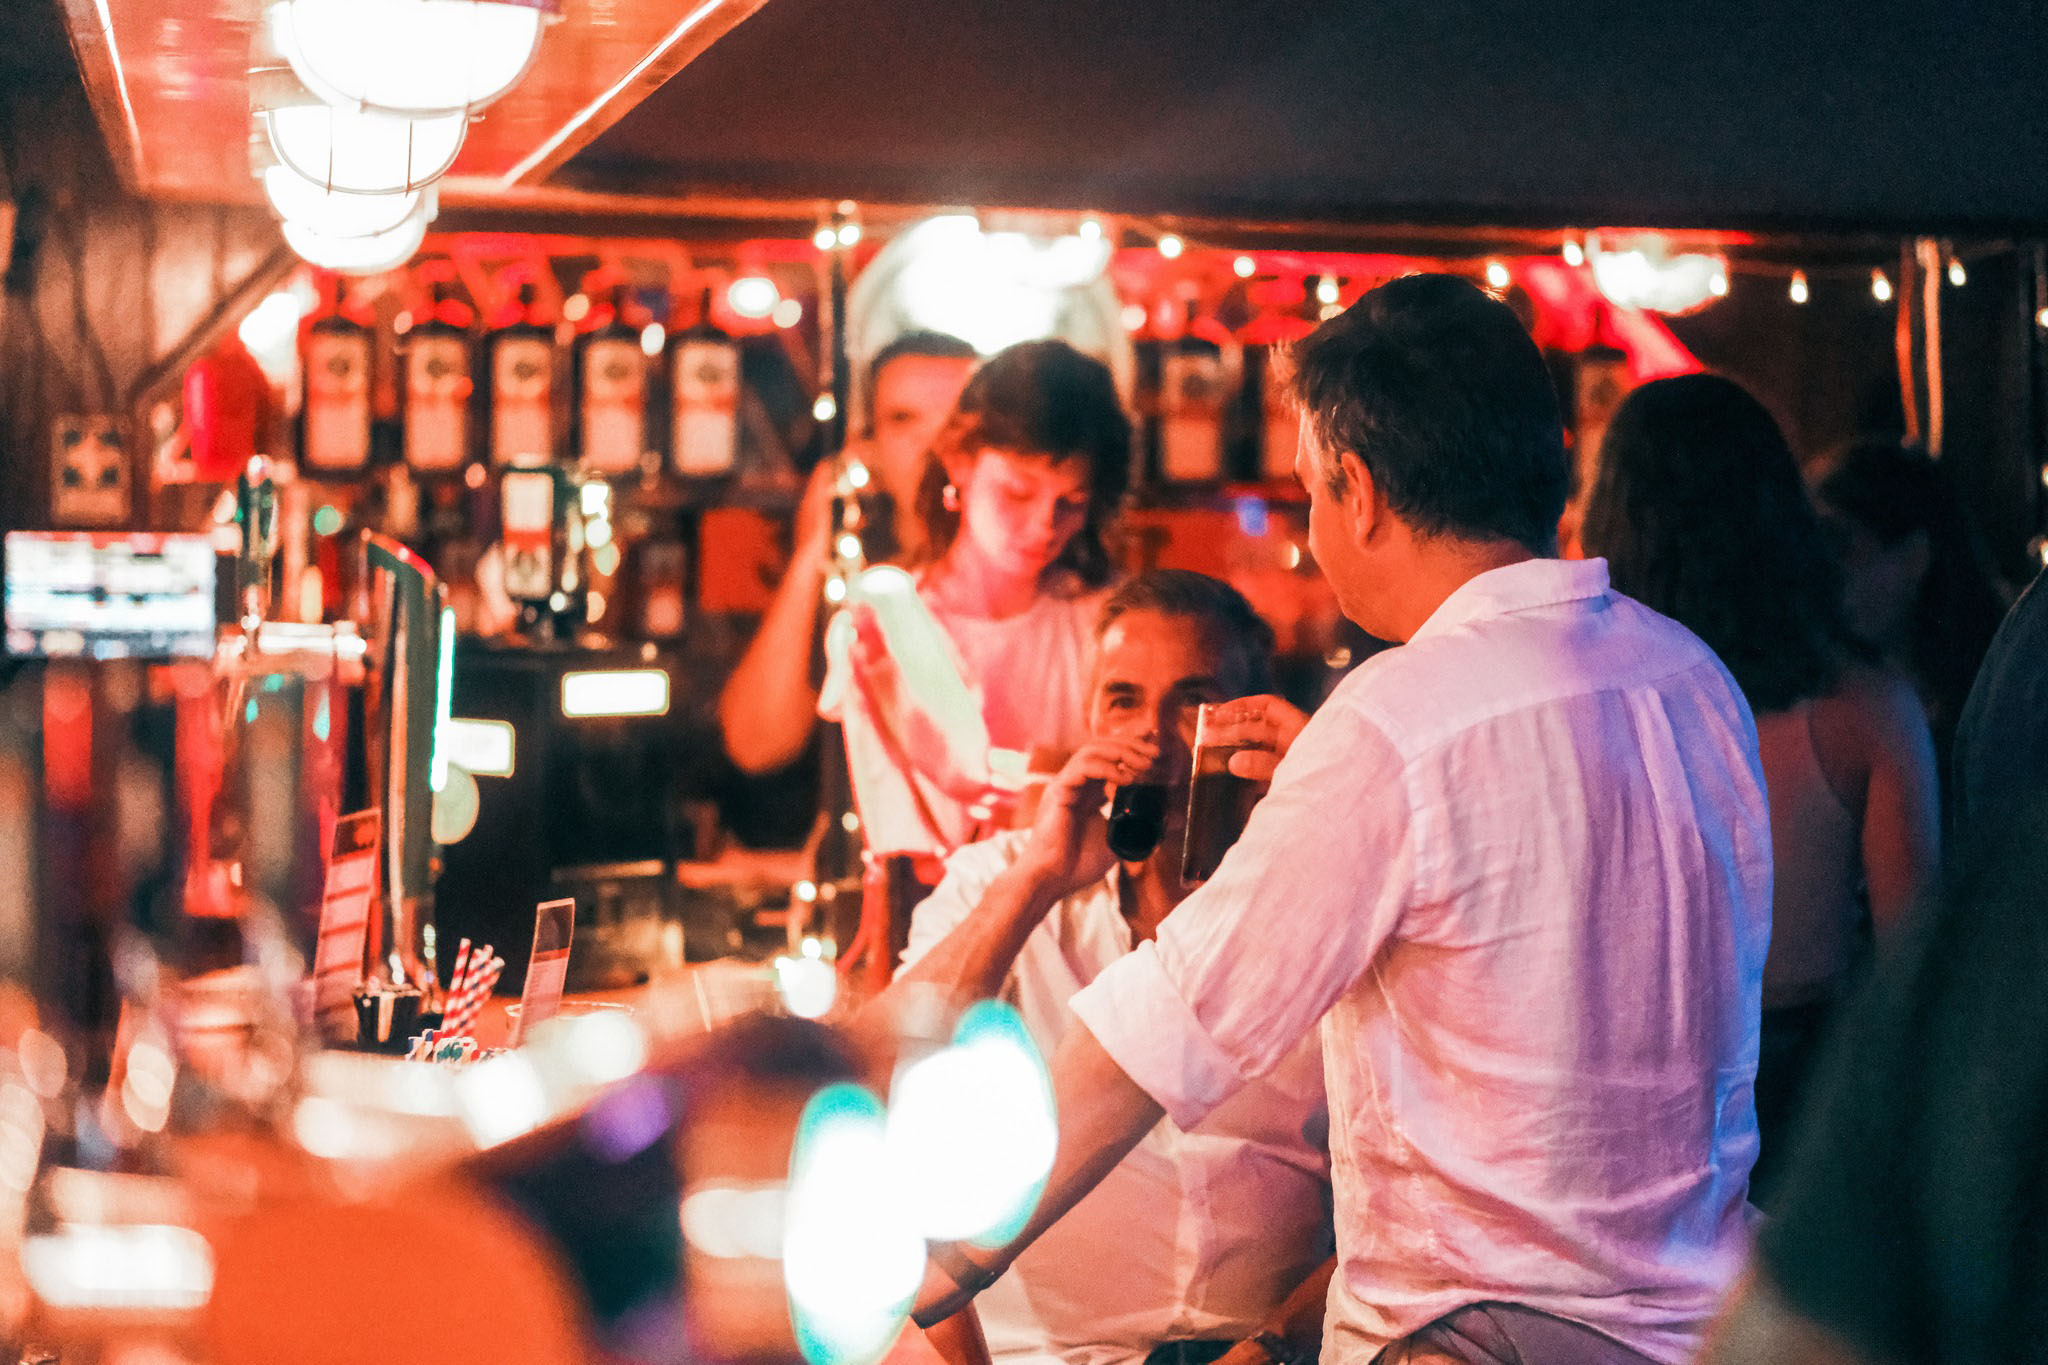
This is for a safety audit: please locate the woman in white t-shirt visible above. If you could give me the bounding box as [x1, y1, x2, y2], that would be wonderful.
[821, 340, 1133, 958]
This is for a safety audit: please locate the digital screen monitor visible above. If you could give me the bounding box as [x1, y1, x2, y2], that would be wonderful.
[3, 532, 217, 660]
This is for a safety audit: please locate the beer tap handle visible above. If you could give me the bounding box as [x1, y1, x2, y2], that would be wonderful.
[236, 455, 279, 634]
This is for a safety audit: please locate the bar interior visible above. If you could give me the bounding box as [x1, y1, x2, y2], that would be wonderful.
[1, 3, 2045, 1364]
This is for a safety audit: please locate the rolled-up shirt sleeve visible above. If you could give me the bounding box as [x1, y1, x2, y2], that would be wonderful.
[899, 835, 1017, 971]
[1072, 705, 1415, 1130]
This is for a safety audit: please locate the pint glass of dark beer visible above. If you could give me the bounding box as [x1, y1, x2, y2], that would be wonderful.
[1181, 703, 1272, 883]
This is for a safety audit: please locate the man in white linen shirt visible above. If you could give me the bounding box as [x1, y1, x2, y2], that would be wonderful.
[873, 570, 1334, 1365]
[912, 275, 1773, 1365]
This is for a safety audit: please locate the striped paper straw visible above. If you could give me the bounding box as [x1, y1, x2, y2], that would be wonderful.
[442, 954, 503, 1038]
[445, 938, 473, 1010]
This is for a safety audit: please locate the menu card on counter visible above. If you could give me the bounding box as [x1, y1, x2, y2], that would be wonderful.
[311, 809, 381, 1041]
[512, 897, 575, 1046]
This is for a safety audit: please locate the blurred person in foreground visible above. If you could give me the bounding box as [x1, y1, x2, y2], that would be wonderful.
[1948, 562, 2048, 841]
[720, 330, 980, 774]
[1813, 440, 2007, 784]
[1579, 374, 1939, 1205]
[871, 569, 1333, 1365]
[1697, 795, 2048, 1365]
[912, 275, 1772, 1365]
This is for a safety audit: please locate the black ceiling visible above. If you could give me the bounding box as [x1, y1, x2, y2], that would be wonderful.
[567, 0, 2048, 233]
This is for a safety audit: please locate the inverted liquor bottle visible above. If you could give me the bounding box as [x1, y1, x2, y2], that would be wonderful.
[1160, 300, 1227, 484]
[300, 277, 374, 476]
[1254, 343, 1301, 482]
[573, 284, 648, 478]
[668, 287, 740, 478]
[402, 278, 477, 476]
[485, 282, 559, 468]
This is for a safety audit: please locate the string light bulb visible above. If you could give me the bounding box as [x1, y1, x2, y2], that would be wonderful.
[1315, 275, 1341, 305]
[1789, 270, 1809, 304]
[813, 225, 837, 251]
[837, 222, 862, 248]
[1708, 267, 1729, 298]
[1157, 233, 1185, 259]
[1077, 217, 1104, 241]
[1233, 255, 1256, 279]
[1562, 237, 1585, 267]
[2036, 304, 2048, 329]
[1871, 268, 1894, 303]
[1948, 254, 1968, 287]
[1484, 259, 1511, 290]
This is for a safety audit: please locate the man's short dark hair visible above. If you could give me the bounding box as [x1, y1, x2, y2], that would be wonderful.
[861, 330, 980, 432]
[1097, 569, 1276, 697]
[1287, 274, 1567, 556]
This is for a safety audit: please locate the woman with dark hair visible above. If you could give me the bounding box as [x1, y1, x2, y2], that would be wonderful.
[1814, 440, 2008, 779]
[1580, 373, 1939, 1204]
[822, 338, 1134, 874]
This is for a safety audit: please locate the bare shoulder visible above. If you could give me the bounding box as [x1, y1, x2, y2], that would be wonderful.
[1819, 663, 1929, 742]
[1808, 662, 1934, 795]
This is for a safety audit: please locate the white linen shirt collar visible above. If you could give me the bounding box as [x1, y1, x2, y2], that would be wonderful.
[1407, 555, 1614, 644]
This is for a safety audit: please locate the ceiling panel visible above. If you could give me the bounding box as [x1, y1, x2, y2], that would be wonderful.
[565, 0, 2048, 232]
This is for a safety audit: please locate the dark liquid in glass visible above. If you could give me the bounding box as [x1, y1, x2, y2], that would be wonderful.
[1106, 783, 1169, 862]
[1182, 748, 1267, 883]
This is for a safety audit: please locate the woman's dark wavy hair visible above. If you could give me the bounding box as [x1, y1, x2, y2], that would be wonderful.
[1815, 440, 2008, 747]
[916, 339, 1132, 590]
[1581, 373, 1854, 713]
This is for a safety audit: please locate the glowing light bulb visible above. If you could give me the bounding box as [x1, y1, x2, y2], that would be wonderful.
[844, 461, 870, 489]
[562, 293, 590, 323]
[772, 298, 804, 329]
[1562, 238, 1585, 267]
[1233, 255, 1256, 279]
[727, 275, 780, 319]
[1949, 256, 1968, 287]
[1315, 275, 1341, 305]
[1484, 259, 1511, 290]
[2037, 305, 2048, 329]
[1789, 270, 1810, 304]
[639, 323, 665, 358]
[813, 226, 838, 251]
[1157, 233, 1184, 259]
[1077, 217, 1103, 241]
[813, 394, 838, 423]
[1872, 268, 1894, 303]
[837, 222, 862, 248]
[836, 534, 862, 561]
[1708, 268, 1729, 298]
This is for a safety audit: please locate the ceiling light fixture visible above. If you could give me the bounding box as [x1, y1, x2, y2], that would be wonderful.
[1585, 231, 1730, 315]
[264, 101, 467, 196]
[268, 0, 555, 120]
[281, 192, 435, 274]
[261, 164, 421, 238]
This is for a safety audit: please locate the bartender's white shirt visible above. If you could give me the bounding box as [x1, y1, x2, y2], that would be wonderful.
[1071, 558, 1772, 1365]
[905, 832, 1334, 1365]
